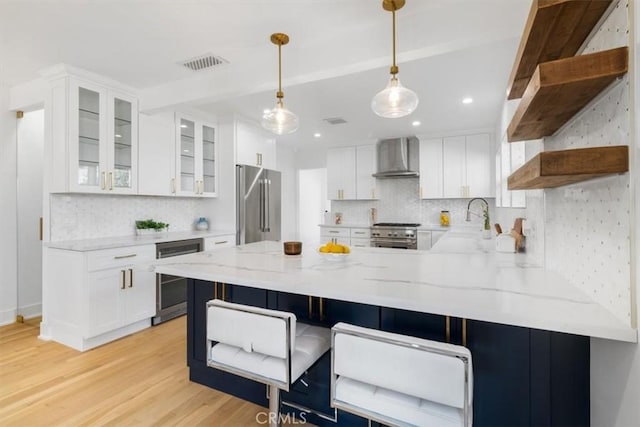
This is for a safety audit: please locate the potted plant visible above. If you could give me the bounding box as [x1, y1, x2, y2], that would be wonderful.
[135, 219, 169, 235]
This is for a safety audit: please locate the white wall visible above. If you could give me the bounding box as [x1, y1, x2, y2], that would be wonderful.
[276, 144, 298, 241]
[17, 110, 44, 318]
[298, 168, 327, 244]
[589, 2, 640, 425]
[0, 80, 18, 325]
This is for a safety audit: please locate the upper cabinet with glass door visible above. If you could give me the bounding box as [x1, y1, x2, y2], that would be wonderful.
[45, 67, 139, 194]
[175, 114, 217, 197]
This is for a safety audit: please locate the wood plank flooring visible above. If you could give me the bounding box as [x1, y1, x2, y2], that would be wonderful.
[0, 317, 272, 426]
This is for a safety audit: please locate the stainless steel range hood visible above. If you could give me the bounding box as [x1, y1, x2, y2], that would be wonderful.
[372, 136, 420, 178]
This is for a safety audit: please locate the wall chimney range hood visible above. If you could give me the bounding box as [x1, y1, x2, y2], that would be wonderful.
[372, 136, 420, 178]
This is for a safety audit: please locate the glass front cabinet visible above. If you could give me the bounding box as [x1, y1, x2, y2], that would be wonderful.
[175, 114, 217, 197]
[54, 75, 138, 194]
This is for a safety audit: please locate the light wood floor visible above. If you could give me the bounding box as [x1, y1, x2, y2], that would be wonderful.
[0, 317, 272, 426]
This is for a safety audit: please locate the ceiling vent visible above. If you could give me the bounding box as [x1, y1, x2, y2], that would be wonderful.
[179, 53, 229, 72]
[323, 117, 348, 125]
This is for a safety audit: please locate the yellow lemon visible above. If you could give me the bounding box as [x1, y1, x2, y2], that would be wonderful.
[343, 246, 351, 254]
[319, 246, 329, 253]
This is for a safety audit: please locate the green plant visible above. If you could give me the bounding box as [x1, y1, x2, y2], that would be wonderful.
[483, 207, 490, 231]
[135, 219, 169, 231]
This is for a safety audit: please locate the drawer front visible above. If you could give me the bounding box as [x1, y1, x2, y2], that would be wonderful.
[321, 227, 349, 238]
[87, 244, 156, 272]
[350, 238, 371, 248]
[350, 227, 371, 239]
[204, 234, 236, 251]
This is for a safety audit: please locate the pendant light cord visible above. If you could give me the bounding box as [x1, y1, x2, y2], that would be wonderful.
[278, 43, 283, 99]
[392, 9, 396, 73]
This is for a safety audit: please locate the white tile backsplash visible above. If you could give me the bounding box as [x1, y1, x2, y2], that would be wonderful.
[49, 194, 218, 241]
[331, 178, 495, 229]
[524, 0, 632, 322]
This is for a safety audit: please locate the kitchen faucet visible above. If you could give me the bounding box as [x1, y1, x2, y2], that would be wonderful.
[466, 197, 490, 229]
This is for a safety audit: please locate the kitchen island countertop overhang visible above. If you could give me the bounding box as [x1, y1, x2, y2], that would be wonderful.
[153, 240, 637, 342]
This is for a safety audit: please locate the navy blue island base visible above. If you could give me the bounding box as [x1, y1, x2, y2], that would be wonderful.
[187, 279, 590, 427]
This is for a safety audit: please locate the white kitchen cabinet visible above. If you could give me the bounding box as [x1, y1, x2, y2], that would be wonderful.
[443, 134, 492, 198]
[327, 144, 377, 200]
[320, 226, 371, 247]
[43, 244, 156, 351]
[204, 234, 236, 251]
[138, 113, 176, 196]
[431, 230, 446, 246]
[327, 147, 356, 200]
[419, 138, 443, 198]
[417, 230, 432, 250]
[355, 145, 378, 199]
[176, 114, 217, 197]
[45, 69, 139, 194]
[236, 119, 277, 170]
[350, 227, 371, 247]
[496, 137, 527, 208]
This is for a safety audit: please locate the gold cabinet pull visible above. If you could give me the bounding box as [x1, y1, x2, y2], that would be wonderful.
[101, 172, 107, 190]
[214, 282, 218, 299]
[121, 270, 126, 289]
[462, 318, 467, 346]
[39, 217, 43, 241]
[445, 316, 451, 343]
[128, 268, 133, 288]
[109, 172, 114, 190]
[420, 186, 423, 198]
[319, 297, 325, 321]
[221, 283, 227, 301]
[308, 296, 313, 319]
[214, 240, 228, 245]
[171, 178, 176, 194]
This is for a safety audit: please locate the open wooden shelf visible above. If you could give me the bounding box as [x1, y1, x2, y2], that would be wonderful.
[507, 0, 613, 100]
[507, 46, 628, 143]
[507, 145, 628, 190]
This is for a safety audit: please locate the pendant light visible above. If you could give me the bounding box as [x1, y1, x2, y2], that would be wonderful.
[262, 33, 299, 135]
[371, 0, 419, 118]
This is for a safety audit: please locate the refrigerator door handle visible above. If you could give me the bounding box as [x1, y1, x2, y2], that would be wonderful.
[265, 179, 271, 233]
[259, 179, 264, 232]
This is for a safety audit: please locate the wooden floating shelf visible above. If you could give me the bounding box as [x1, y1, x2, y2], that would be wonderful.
[508, 145, 629, 190]
[507, 0, 613, 100]
[507, 46, 628, 143]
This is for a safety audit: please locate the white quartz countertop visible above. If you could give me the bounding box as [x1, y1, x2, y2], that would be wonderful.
[153, 238, 637, 342]
[318, 224, 370, 228]
[46, 229, 235, 251]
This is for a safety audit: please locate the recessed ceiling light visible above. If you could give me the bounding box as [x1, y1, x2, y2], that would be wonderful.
[115, 134, 122, 138]
[313, 133, 322, 138]
[411, 121, 421, 127]
[263, 109, 271, 115]
[183, 149, 190, 153]
[462, 97, 473, 104]
[180, 124, 188, 128]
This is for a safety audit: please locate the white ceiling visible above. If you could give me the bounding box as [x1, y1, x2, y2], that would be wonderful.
[0, 0, 531, 146]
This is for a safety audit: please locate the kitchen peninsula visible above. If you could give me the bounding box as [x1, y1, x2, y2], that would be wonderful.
[154, 237, 636, 426]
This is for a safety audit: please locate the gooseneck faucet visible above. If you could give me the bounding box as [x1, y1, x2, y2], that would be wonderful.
[465, 198, 490, 227]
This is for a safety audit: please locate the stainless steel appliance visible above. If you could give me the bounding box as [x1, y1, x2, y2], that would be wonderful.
[372, 136, 420, 178]
[152, 238, 203, 325]
[236, 164, 282, 244]
[371, 223, 420, 249]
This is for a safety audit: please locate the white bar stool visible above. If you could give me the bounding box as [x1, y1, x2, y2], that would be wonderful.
[331, 322, 473, 427]
[206, 299, 331, 427]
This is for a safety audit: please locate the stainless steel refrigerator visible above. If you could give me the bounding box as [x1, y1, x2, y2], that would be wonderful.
[236, 164, 282, 244]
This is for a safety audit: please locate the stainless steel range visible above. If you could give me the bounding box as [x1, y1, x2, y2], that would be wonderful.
[370, 223, 420, 249]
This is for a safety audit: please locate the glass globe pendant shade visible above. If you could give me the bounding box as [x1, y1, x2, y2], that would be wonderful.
[261, 100, 299, 135]
[371, 76, 419, 118]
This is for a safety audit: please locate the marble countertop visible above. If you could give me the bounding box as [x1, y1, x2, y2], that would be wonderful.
[46, 229, 235, 251]
[153, 238, 637, 342]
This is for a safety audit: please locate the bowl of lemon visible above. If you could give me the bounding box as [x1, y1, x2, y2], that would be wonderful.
[318, 240, 350, 261]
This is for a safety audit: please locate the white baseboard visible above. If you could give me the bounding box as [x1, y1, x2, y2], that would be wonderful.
[0, 307, 17, 326]
[18, 302, 42, 319]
